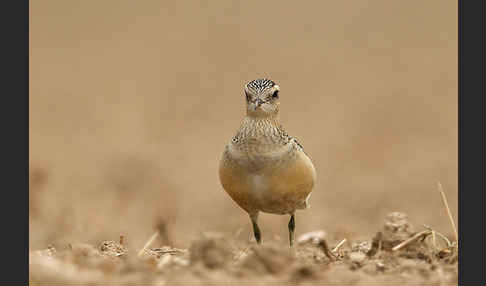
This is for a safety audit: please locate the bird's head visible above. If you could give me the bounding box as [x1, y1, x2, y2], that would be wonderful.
[244, 78, 280, 118]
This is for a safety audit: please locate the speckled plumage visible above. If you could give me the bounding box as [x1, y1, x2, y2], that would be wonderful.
[219, 79, 316, 246]
[245, 78, 276, 94]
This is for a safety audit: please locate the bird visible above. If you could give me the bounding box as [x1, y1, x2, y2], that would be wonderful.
[219, 78, 316, 247]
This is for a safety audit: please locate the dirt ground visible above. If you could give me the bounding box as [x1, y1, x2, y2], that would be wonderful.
[29, 212, 458, 286]
[29, 0, 457, 285]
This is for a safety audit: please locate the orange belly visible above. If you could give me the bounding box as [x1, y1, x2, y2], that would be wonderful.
[219, 150, 316, 215]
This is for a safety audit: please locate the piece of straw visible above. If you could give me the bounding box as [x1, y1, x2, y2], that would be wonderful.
[392, 230, 431, 252]
[437, 182, 458, 242]
[332, 239, 347, 253]
[138, 231, 159, 257]
[318, 239, 339, 260]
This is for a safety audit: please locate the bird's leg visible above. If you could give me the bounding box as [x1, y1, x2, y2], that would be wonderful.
[250, 213, 262, 244]
[288, 213, 295, 247]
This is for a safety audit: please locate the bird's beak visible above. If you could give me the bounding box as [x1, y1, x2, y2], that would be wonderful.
[253, 99, 264, 110]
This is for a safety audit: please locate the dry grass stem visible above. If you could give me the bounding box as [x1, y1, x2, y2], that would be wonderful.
[332, 239, 347, 253]
[433, 231, 453, 248]
[421, 225, 454, 251]
[138, 231, 160, 257]
[392, 230, 431, 252]
[431, 230, 439, 251]
[318, 239, 339, 260]
[437, 182, 458, 243]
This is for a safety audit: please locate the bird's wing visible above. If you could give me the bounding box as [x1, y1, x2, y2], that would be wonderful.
[277, 124, 308, 154]
[292, 137, 305, 151]
[292, 137, 310, 158]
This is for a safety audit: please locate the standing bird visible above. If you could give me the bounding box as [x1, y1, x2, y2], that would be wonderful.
[219, 78, 316, 247]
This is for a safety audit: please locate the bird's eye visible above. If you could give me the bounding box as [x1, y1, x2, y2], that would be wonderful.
[272, 90, 279, 98]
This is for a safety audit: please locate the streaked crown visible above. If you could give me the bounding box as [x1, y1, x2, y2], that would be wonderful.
[245, 78, 276, 94]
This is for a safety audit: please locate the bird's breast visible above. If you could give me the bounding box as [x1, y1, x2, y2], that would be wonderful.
[248, 174, 267, 197]
[227, 141, 294, 172]
[219, 143, 316, 214]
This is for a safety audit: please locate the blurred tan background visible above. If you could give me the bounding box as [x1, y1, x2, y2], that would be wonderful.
[29, 0, 457, 250]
